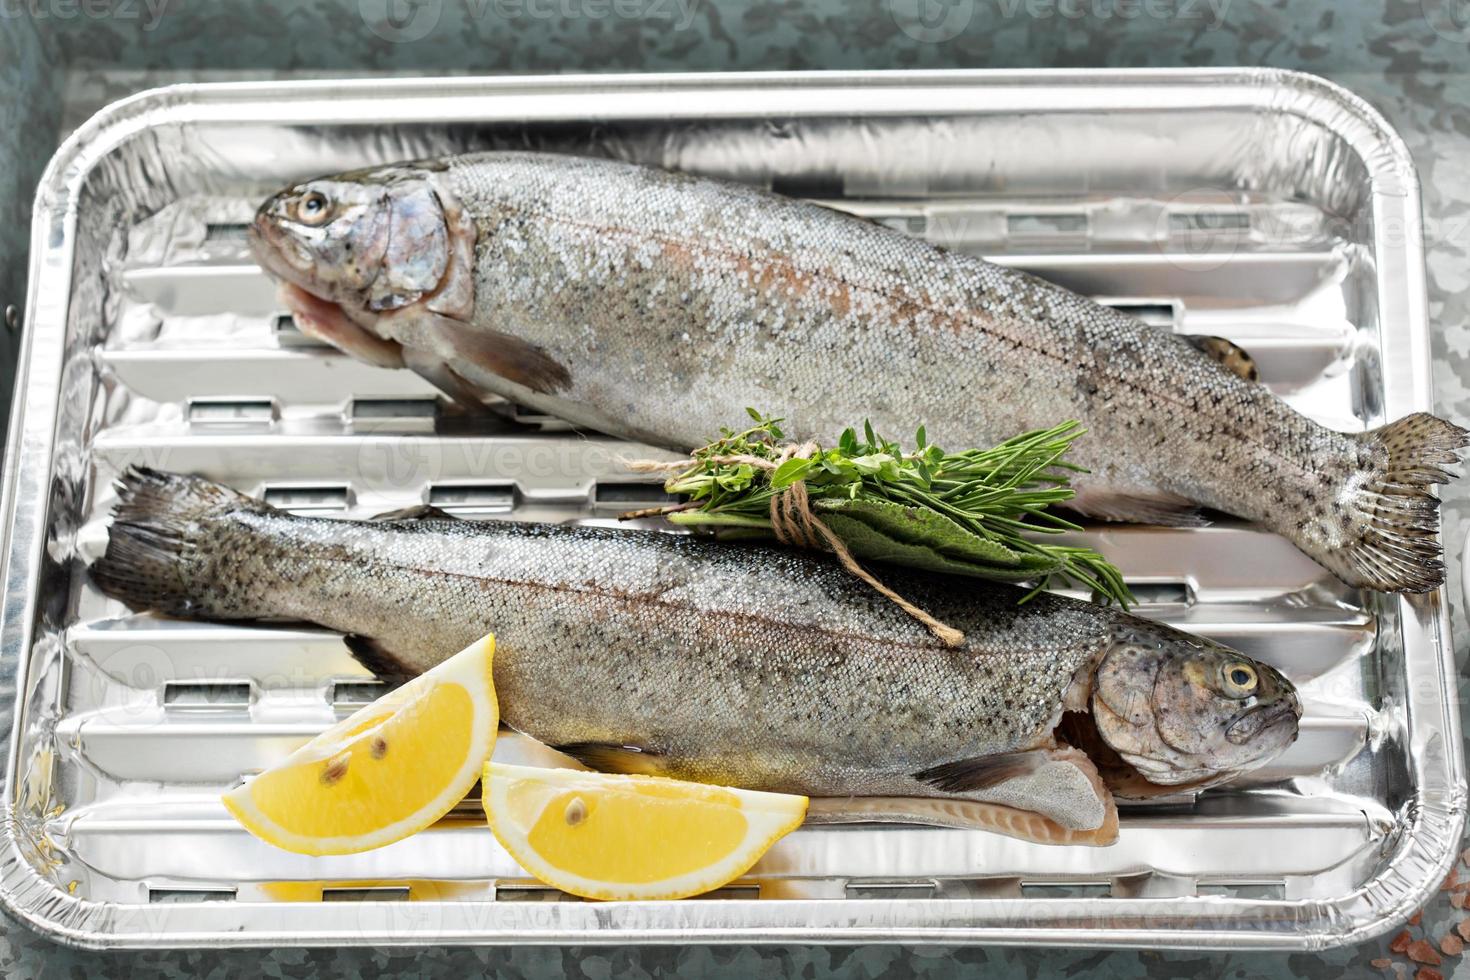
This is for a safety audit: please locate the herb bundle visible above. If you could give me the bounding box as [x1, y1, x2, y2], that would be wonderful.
[633, 410, 1133, 609]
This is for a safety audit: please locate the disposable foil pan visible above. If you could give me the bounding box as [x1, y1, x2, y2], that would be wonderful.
[0, 69, 1461, 949]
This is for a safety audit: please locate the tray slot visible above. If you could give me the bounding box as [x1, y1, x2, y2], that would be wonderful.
[768, 175, 846, 198]
[148, 888, 237, 904]
[509, 403, 571, 427]
[874, 214, 929, 236]
[845, 880, 938, 900]
[698, 885, 762, 900]
[273, 313, 329, 348]
[261, 483, 354, 512]
[426, 482, 518, 515]
[329, 680, 388, 706]
[1196, 880, 1287, 900]
[1007, 212, 1089, 243]
[1123, 581, 1194, 607]
[322, 886, 412, 902]
[1096, 299, 1179, 329]
[1168, 210, 1252, 234]
[592, 481, 679, 509]
[163, 681, 254, 710]
[187, 397, 277, 427]
[1108, 873, 1195, 899]
[350, 398, 440, 422]
[494, 883, 582, 903]
[1019, 881, 1113, 899]
[203, 223, 250, 247]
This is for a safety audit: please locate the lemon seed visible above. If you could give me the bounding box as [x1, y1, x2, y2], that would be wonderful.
[564, 796, 588, 826]
[370, 736, 388, 759]
[320, 756, 349, 785]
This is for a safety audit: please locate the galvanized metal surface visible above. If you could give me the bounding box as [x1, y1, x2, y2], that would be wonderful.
[0, 69, 1462, 951]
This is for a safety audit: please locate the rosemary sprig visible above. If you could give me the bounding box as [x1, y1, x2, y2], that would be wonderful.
[654, 409, 1134, 607]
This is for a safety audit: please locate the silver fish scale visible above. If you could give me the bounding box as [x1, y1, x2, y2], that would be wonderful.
[182, 507, 1105, 783]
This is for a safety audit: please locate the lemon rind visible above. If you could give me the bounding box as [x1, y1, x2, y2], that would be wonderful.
[223, 636, 498, 856]
[482, 762, 808, 902]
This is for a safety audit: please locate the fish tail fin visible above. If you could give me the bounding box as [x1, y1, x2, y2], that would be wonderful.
[1317, 413, 1469, 593]
[90, 467, 265, 615]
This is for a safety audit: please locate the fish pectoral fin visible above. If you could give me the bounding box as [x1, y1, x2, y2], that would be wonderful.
[805, 791, 1118, 847]
[551, 742, 667, 776]
[914, 751, 1045, 793]
[367, 504, 461, 522]
[1184, 334, 1259, 383]
[1064, 486, 1207, 528]
[914, 746, 1117, 839]
[401, 346, 492, 414]
[416, 311, 572, 396]
[342, 634, 414, 686]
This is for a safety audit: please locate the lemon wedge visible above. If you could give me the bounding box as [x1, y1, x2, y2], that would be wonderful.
[223, 634, 497, 855]
[482, 762, 807, 901]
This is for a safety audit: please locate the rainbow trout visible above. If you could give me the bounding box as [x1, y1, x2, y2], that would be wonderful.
[92, 468, 1300, 846]
[248, 152, 1467, 593]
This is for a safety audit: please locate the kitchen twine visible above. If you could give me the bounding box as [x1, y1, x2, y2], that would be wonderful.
[625, 444, 966, 648]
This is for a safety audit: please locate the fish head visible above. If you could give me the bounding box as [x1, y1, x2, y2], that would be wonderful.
[249, 163, 474, 328]
[1090, 622, 1300, 788]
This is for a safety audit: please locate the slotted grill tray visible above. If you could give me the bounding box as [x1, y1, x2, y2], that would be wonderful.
[0, 69, 1461, 949]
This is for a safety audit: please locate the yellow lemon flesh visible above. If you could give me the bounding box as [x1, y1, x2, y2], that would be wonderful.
[482, 762, 807, 901]
[223, 634, 497, 855]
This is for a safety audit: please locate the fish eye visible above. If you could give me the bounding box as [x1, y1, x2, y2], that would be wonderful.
[1224, 663, 1258, 695]
[295, 190, 332, 226]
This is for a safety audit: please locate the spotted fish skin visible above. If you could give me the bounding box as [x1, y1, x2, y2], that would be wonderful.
[250, 153, 1466, 594]
[91, 468, 1298, 842]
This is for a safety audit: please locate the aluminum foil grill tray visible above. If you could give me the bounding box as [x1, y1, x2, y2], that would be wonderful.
[0, 69, 1461, 950]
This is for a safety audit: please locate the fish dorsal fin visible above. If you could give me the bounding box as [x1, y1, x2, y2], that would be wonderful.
[1184, 334, 1258, 382]
[552, 742, 667, 776]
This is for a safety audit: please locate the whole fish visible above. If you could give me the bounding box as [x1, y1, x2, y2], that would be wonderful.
[91, 468, 1300, 846]
[249, 152, 1468, 594]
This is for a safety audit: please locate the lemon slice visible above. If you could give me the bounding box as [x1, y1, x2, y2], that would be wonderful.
[223, 634, 497, 855]
[482, 762, 807, 901]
